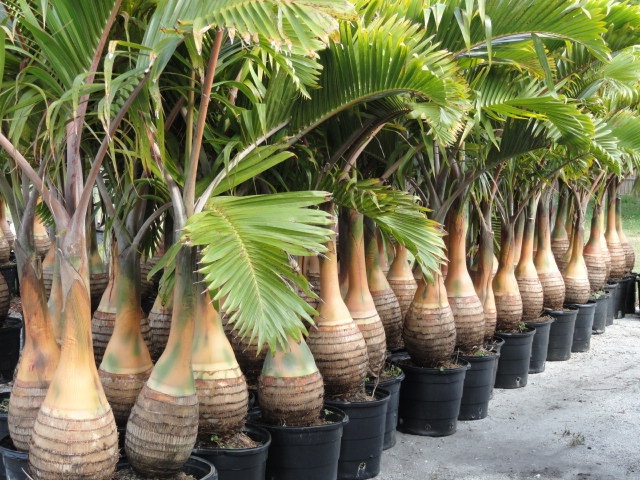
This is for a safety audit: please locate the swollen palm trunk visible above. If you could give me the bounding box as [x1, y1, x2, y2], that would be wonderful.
[403, 274, 456, 366]
[493, 221, 523, 331]
[307, 235, 368, 398]
[343, 210, 386, 377]
[387, 244, 418, 321]
[88, 227, 108, 313]
[551, 191, 570, 268]
[8, 246, 60, 452]
[516, 199, 544, 322]
[584, 204, 608, 292]
[125, 248, 199, 477]
[535, 196, 565, 309]
[192, 289, 248, 437]
[91, 256, 118, 365]
[258, 337, 324, 426]
[222, 313, 266, 388]
[605, 188, 626, 279]
[148, 293, 173, 362]
[0, 229, 10, 264]
[299, 255, 320, 311]
[42, 241, 56, 299]
[366, 222, 403, 350]
[29, 243, 118, 480]
[616, 196, 635, 273]
[33, 214, 51, 260]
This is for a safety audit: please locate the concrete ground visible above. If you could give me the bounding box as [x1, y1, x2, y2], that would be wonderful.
[377, 315, 640, 480]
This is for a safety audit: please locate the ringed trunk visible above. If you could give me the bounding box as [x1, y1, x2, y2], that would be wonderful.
[148, 293, 173, 362]
[515, 199, 544, 322]
[584, 202, 608, 292]
[493, 219, 523, 331]
[605, 185, 626, 279]
[551, 190, 570, 268]
[33, 214, 51, 260]
[472, 200, 497, 338]
[616, 195, 635, 273]
[535, 195, 566, 309]
[562, 204, 590, 305]
[387, 243, 418, 321]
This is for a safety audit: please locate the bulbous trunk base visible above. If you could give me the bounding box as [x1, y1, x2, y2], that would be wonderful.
[484, 309, 497, 339]
[403, 304, 456, 367]
[448, 294, 485, 349]
[0, 238, 10, 264]
[495, 292, 523, 332]
[584, 252, 607, 292]
[148, 302, 172, 362]
[298, 273, 320, 311]
[387, 277, 418, 320]
[99, 368, 152, 427]
[371, 288, 403, 350]
[608, 242, 626, 279]
[29, 405, 118, 480]
[7, 379, 49, 451]
[92, 309, 115, 365]
[351, 312, 387, 376]
[258, 371, 324, 426]
[222, 315, 266, 388]
[538, 271, 566, 310]
[90, 272, 109, 314]
[622, 241, 635, 273]
[551, 238, 570, 268]
[34, 234, 51, 260]
[306, 322, 368, 398]
[194, 367, 248, 437]
[564, 276, 591, 305]
[125, 385, 198, 477]
[517, 276, 544, 321]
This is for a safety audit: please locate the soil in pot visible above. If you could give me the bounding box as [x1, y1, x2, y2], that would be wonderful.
[457, 349, 500, 421]
[397, 359, 469, 436]
[325, 388, 390, 480]
[568, 302, 596, 353]
[525, 316, 554, 374]
[115, 455, 216, 480]
[546, 307, 578, 361]
[247, 405, 346, 480]
[494, 327, 536, 389]
[193, 426, 270, 480]
[365, 364, 404, 450]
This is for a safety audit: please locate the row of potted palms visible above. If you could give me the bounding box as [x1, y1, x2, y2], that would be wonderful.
[0, 0, 640, 479]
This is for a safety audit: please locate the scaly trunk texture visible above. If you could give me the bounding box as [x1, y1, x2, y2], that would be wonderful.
[148, 292, 173, 362]
[445, 207, 485, 348]
[616, 195, 635, 273]
[41, 240, 56, 300]
[258, 337, 324, 426]
[551, 189, 570, 269]
[605, 184, 626, 279]
[387, 243, 418, 321]
[306, 231, 368, 398]
[583, 202, 608, 292]
[562, 201, 590, 305]
[221, 312, 266, 389]
[343, 210, 386, 377]
[599, 206, 612, 279]
[98, 247, 153, 427]
[0, 228, 10, 264]
[515, 199, 544, 321]
[535, 194, 566, 310]
[125, 247, 199, 477]
[494, 218, 523, 331]
[403, 274, 456, 366]
[29, 226, 118, 480]
[9, 240, 60, 451]
[0, 199, 15, 249]
[299, 254, 320, 311]
[33, 214, 51, 260]
[192, 288, 248, 437]
[91, 249, 118, 365]
[472, 200, 497, 338]
[365, 220, 403, 350]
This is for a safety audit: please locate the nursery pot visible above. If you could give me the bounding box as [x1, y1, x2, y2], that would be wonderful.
[193, 425, 271, 480]
[117, 454, 217, 479]
[458, 351, 500, 421]
[615, 277, 630, 319]
[604, 282, 618, 326]
[366, 370, 405, 450]
[0, 318, 22, 383]
[397, 360, 469, 436]
[525, 317, 554, 374]
[325, 388, 390, 480]
[247, 406, 346, 480]
[624, 273, 637, 314]
[494, 328, 535, 389]
[0, 436, 27, 480]
[387, 350, 410, 366]
[590, 293, 609, 334]
[546, 307, 578, 361]
[568, 302, 596, 353]
[0, 393, 8, 441]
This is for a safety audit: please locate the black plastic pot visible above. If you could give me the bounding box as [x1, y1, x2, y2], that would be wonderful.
[387, 349, 410, 366]
[0, 436, 27, 480]
[0, 395, 9, 480]
[494, 328, 535, 389]
[624, 274, 637, 314]
[458, 352, 500, 421]
[0, 318, 22, 383]
[117, 454, 217, 479]
[366, 370, 404, 450]
[397, 360, 469, 436]
[484, 336, 505, 398]
[525, 317, 554, 374]
[546, 307, 578, 361]
[247, 406, 346, 480]
[604, 282, 618, 325]
[590, 293, 609, 334]
[193, 425, 270, 480]
[325, 388, 389, 480]
[615, 277, 631, 319]
[568, 302, 595, 353]
[0, 264, 17, 298]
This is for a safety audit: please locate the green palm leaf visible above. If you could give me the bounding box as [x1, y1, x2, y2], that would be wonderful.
[182, 191, 333, 351]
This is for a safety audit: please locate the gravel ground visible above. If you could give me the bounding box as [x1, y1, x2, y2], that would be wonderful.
[377, 315, 640, 480]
